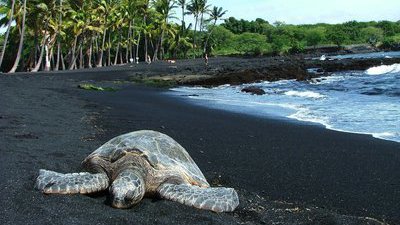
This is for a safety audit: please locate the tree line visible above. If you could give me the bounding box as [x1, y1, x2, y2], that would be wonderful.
[0, 0, 226, 72]
[209, 17, 400, 56]
[1, 0, 399, 73]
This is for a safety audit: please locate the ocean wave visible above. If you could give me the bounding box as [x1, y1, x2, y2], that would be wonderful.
[288, 109, 400, 143]
[372, 132, 397, 139]
[365, 63, 400, 75]
[288, 109, 330, 127]
[284, 90, 325, 99]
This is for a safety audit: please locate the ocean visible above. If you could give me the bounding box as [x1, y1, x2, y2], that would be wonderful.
[170, 52, 400, 143]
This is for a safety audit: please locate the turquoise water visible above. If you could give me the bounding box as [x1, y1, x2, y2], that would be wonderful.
[171, 63, 400, 143]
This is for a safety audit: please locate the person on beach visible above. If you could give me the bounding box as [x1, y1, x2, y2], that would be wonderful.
[204, 53, 208, 66]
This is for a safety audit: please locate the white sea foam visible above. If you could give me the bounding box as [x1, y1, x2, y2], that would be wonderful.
[365, 63, 400, 75]
[372, 132, 397, 139]
[288, 110, 400, 142]
[284, 90, 325, 99]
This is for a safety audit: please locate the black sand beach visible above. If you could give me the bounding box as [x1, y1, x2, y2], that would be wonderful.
[1, 58, 400, 224]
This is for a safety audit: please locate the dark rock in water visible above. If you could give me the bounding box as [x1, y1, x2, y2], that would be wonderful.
[241, 86, 266, 95]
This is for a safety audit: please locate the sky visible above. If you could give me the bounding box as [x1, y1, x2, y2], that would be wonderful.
[200, 0, 400, 24]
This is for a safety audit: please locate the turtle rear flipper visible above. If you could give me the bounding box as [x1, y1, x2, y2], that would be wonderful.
[157, 183, 239, 212]
[35, 169, 109, 194]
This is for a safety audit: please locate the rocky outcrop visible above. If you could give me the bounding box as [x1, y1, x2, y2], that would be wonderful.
[241, 86, 266, 95]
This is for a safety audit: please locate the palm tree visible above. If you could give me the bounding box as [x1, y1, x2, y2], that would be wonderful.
[187, 0, 200, 58]
[65, 2, 85, 70]
[0, 0, 223, 72]
[31, 1, 54, 72]
[198, 0, 209, 32]
[94, 0, 117, 67]
[0, 0, 16, 69]
[169, 23, 192, 58]
[139, 0, 150, 63]
[152, 0, 176, 61]
[177, 0, 185, 31]
[54, 0, 63, 71]
[203, 6, 226, 54]
[8, 0, 27, 73]
[120, 0, 140, 63]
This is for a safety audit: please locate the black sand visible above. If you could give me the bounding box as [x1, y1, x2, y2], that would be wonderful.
[1, 60, 400, 224]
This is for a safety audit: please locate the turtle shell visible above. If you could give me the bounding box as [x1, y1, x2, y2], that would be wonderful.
[86, 130, 209, 187]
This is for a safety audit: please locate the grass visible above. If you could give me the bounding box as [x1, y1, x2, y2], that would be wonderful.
[77, 84, 118, 92]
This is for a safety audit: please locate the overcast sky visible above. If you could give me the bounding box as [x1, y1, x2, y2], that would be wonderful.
[200, 0, 400, 24]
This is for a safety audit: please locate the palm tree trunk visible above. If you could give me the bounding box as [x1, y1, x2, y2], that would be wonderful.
[160, 27, 165, 60]
[114, 32, 121, 65]
[0, 0, 15, 69]
[136, 32, 141, 63]
[69, 35, 78, 70]
[32, 42, 45, 72]
[150, 39, 155, 55]
[107, 32, 111, 66]
[125, 21, 131, 63]
[32, 21, 49, 72]
[88, 37, 93, 68]
[94, 35, 99, 63]
[79, 43, 83, 69]
[8, 0, 27, 73]
[97, 22, 108, 67]
[55, 42, 61, 71]
[61, 51, 66, 70]
[129, 19, 134, 61]
[125, 36, 129, 62]
[200, 13, 204, 32]
[192, 15, 198, 59]
[44, 45, 51, 71]
[125, 27, 131, 62]
[33, 27, 38, 66]
[181, 5, 185, 32]
[153, 30, 163, 61]
[203, 20, 217, 54]
[143, 15, 148, 63]
[50, 47, 55, 69]
[55, 0, 63, 71]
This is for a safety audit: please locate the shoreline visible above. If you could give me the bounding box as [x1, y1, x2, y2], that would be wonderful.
[1, 57, 400, 224]
[171, 90, 400, 144]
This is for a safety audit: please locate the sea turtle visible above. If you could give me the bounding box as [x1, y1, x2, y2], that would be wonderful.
[35, 130, 239, 212]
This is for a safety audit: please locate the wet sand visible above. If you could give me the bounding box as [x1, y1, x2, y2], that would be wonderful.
[1, 59, 400, 224]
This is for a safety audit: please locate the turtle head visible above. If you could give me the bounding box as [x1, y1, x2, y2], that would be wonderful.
[110, 169, 145, 209]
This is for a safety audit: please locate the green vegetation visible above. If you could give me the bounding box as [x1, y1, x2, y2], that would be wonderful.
[214, 18, 400, 55]
[78, 84, 118, 91]
[381, 35, 400, 50]
[0, 0, 399, 73]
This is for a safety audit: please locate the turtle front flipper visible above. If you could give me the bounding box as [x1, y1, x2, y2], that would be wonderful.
[35, 169, 109, 194]
[157, 183, 239, 212]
